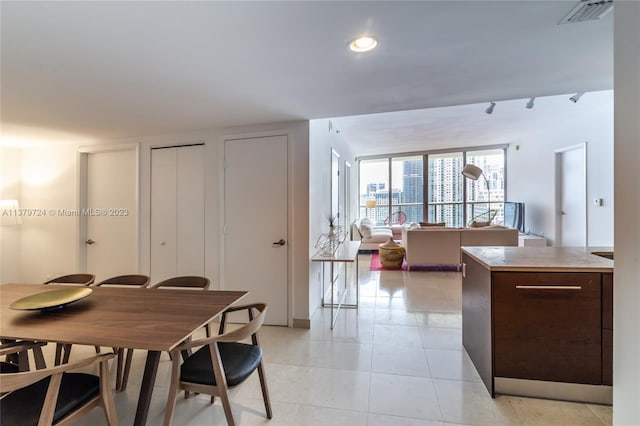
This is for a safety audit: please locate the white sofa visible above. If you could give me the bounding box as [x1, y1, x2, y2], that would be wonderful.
[402, 225, 518, 267]
[351, 218, 404, 250]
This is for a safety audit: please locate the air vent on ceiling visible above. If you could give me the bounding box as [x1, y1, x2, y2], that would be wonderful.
[559, 0, 613, 24]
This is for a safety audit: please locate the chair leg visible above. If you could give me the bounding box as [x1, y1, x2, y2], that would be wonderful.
[17, 349, 30, 371]
[163, 356, 182, 426]
[33, 345, 47, 370]
[99, 358, 118, 425]
[62, 344, 72, 364]
[54, 343, 63, 365]
[218, 385, 236, 426]
[115, 348, 124, 392]
[257, 361, 272, 419]
[120, 348, 134, 392]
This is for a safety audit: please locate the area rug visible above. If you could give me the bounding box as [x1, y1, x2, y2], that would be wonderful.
[369, 252, 460, 272]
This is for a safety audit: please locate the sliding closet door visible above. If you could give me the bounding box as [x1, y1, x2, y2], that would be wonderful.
[150, 145, 205, 283]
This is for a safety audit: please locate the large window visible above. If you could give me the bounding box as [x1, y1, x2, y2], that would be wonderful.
[465, 149, 505, 225]
[427, 152, 464, 227]
[359, 158, 389, 225]
[359, 147, 505, 227]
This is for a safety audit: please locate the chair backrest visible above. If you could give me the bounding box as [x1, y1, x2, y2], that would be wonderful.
[216, 303, 268, 344]
[94, 274, 150, 287]
[0, 350, 116, 425]
[43, 273, 95, 285]
[150, 276, 210, 290]
[384, 211, 407, 225]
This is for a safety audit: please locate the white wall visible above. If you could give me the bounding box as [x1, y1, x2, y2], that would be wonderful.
[613, 1, 640, 423]
[17, 144, 80, 282]
[309, 119, 357, 318]
[10, 120, 311, 324]
[0, 147, 23, 283]
[506, 91, 613, 246]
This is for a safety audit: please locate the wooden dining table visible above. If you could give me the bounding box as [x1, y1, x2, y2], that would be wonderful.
[0, 283, 247, 426]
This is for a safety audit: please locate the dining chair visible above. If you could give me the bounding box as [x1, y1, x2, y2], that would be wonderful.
[145, 275, 214, 396]
[43, 273, 96, 285]
[92, 274, 151, 392]
[43, 273, 97, 366]
[94, 274, 150, 288]
[0, 341, 47, 374]
[163, 303, 272, 426]
[151, 276, 213, 337]
[0, 345, 117, 425]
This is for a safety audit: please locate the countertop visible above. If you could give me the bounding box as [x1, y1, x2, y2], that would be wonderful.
[461, 246, 614, 272]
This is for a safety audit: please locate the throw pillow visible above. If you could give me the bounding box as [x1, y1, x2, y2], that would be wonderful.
[359, 221, 373, 238]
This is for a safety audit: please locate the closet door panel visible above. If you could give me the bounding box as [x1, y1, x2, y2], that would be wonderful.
[176, 145, 205, 276]
[151, 148, 177, 282]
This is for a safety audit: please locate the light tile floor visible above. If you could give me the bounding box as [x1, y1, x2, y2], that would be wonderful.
[55, 253, 611, 425]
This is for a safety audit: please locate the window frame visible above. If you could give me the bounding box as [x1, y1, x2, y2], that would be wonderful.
[358, 144, 508, 226]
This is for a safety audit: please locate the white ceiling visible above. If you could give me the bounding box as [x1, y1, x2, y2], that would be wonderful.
[1, 1, 613, 153]
[331, 90, 614, 156]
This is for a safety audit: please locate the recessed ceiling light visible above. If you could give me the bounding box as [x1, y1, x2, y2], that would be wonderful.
[348, 35, 378, 53]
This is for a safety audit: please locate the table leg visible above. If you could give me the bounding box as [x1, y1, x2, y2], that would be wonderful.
[134, 350, 161, 426]
[356, 255, 359, 306]
[330, 262, 334, 329]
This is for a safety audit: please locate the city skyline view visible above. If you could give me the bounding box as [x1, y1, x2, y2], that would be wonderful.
[360, 149, 505, 227]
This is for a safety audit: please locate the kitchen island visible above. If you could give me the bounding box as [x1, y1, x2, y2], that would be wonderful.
[461, 246, 613, 404]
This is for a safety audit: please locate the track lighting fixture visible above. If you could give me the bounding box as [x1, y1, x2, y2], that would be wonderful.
[569, 92, 584, 103]
[526, 97, 535, 109]
[485, 102, 496, 114]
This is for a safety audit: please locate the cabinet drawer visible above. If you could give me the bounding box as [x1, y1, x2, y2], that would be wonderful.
[493, 272, 602, 384]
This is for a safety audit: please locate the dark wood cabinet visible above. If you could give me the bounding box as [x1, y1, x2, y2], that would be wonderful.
[602, 273, 613, 385]
[461, 250, 613, 401]
[493, 272, 602, 384]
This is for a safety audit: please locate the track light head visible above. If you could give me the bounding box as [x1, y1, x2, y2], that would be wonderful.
[569, 92, 584, 103]
[485, 102, 496, 114]
[526, 97, 535, 109]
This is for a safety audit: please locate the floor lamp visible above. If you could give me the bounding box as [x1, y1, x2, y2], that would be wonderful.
[461, 164, 493, 225]
[366, 199, 377, 221]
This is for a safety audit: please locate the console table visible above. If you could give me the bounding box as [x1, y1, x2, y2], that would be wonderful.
[312, 241, 360, 329]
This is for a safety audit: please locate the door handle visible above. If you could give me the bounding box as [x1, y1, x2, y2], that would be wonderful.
[85, 239, 96, 245]
[272, 239, 286, 246]
[516, 285, 582, 290]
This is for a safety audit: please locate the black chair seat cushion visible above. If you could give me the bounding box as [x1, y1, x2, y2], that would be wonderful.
[0, 372, 100, 426]
[181, 342, 263, 387]
[0, 361, 20, 373]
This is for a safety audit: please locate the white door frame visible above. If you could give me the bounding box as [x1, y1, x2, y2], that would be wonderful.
[77, 144, 140, 272]
[554, 143, 587, 246]
[219, 130, 292, 326]
[331, 148, 341, 227]
[344, 161, 352, 230]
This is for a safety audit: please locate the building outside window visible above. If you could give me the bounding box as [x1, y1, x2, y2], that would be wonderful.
[359, 147, 505, 227]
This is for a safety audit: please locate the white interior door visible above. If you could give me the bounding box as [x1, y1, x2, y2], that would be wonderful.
[151, 148, 178, 282]
[151, 145, 205, 283]
[556, 145, 587, 247]
[176, 146, 205, 275]
[84, 148, 137, 281]
[224, 135, 288, 325]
